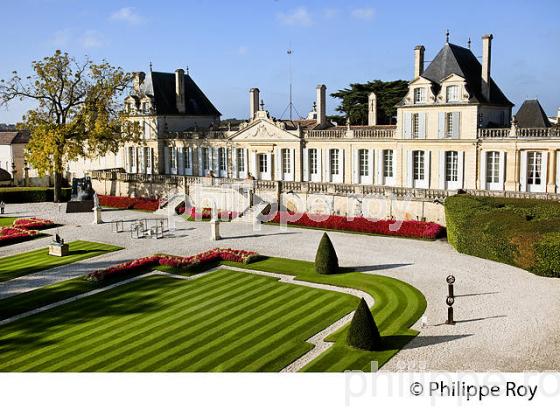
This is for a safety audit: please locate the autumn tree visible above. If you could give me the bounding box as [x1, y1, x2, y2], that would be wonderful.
[330, 80, 409, 125]
[0, 50, 140, 202]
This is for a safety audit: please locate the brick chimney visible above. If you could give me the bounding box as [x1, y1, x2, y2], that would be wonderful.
[414, 45, 425, 79]
[316, 84, 326, 127]
[368, 92, 377, 126]
[175, 69, 186, 113]
[481, 34, 493, 102]
[249, 88, 260, 120]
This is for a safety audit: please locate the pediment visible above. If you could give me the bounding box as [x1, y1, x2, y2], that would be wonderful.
[230, 120, 300, 142]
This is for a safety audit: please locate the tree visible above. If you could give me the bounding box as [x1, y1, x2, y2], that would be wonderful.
[347, 298, 381, 351]
[0, 50, 140, 202]
[330, 80, 409, 125]
[315, 232, 339, 275]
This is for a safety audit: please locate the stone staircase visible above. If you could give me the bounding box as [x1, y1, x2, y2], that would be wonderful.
[154, 194, 185, 216]
[232, 202, 270, 224]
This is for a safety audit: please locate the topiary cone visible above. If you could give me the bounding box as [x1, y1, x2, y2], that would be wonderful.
[347, 298, 381, 351]
[314, 232, 339, 274]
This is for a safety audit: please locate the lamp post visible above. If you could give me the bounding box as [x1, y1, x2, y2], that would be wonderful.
[445, 275, 456, 325]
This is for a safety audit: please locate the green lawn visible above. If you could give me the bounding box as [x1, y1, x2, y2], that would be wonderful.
[0, 217, 17, 227]
[0, 269, 359, 372]
[0, 240, 123, 282]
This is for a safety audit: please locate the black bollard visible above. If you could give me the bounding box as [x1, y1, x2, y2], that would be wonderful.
[445, 275, 456, 325]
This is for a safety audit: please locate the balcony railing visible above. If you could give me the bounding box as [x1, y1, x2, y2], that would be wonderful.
[478, 127, 560, 139]
[353, 127, 396, 139]
[164, 130, 229, 140]
[305, 129, 346, 139]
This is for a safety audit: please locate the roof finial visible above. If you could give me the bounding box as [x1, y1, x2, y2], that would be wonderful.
[186, 66, 190, 75]
[260, 99, 265, 111]
[445, 29, 450, 43]
[467, 37, 471, 49]
[149, 61, 153, 72]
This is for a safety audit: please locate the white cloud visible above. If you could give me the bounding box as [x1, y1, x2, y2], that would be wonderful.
[80, 30, 104, 48]
[277, 7, 313, 27]
[110, 7, 144, 25]
[323, 8, 338, 19]
[351, 7, 375, 21]
[238, 46, 249, 56]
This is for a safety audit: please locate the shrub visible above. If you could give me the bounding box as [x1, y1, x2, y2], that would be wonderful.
[0, 187, 71, 203]
[270, 212, 443, 240]
[315, 233, 339, 275]
[347, 298, 381, 351]
[97, 195, 159, 211]
[445, 194, 560, 277]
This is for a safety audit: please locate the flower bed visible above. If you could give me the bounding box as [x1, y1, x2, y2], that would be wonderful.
[0, 227, 40, 246]
[98, 195, 160, 212]
[12, 217, 55, 230]
[269, 212, 444, 240]
[86, 248, 259, 282]
[186, 207, 239, 221]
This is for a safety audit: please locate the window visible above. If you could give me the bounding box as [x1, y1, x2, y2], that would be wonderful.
[236, 149, 245, 172]
[330, 149, 339, 175]
[445, 113, 454, 138]
[258, 154, 268, 173]
[170, 147, 177, 170]
[138, 148, 144, 171]
[527, 152, 542, 185]
[445, 151, 458, 182]
[446, 85, 459, 102]
[145, 147, 151, 169]
[412, 114, 420, 138]
[413, 151, 425, 180]
[282, 149, 291, 174]
[383, 150, 394, 178]
[309, 149, 318, 174]
[358, 149, 369, 176]
[486, 151, 500, 183]
[219, 148, 226, 172]
[184, 147, 190, 169]
[129, 147, 136, 169]
[413, 88, 426, 104]
[202, 148, 209, 170]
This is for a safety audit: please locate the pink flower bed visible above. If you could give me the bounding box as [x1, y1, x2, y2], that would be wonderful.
[87, 248, 259, 282]
[0, 227, 40, 245]
[13, 217, 55, 230]
[270, 212, 444, 240]
[187, 207, 239, 221]
[98, 195, 160, 211]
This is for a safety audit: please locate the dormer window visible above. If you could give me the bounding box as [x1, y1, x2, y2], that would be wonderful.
[413, 88, 426, 104]
[446, 85, 459, 102]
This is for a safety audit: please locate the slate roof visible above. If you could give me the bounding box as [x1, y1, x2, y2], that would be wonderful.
[515, 99, 551, 128]
[137, 71, 221, 117]
[420, 43, 513, 106]
[0, 168, 11, 181]
[0, 131, 30, 145]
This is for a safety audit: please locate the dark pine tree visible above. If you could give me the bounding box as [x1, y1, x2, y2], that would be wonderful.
[314, 232, 339, 275]
[347, 298, 382, 351]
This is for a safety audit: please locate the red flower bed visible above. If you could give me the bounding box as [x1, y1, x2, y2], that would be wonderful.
[187, 207, 239, 221]
[270, 212, 444, 240]
[98, 195, 160, 211]
[86, 248, 259, 282]
[0, 227, 40, 245]
[13, 217, 55, 230]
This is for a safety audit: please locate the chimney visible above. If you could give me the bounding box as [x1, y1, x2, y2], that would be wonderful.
[368, 92, 377, 126]
[175, 69, 186, 114]
[316, 84, 326, 127]
[249, 88, 260, 120]
[481, 34, 493, 102]
[133, 72, 145, 94]
[414, 45, 425, 78]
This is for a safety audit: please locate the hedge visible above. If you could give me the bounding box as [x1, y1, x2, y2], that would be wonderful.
[0, 187, 71, 203]
[445, 195, 560, 277]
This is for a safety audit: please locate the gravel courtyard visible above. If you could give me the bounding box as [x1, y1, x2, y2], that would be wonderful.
[1, 202, 559, 372]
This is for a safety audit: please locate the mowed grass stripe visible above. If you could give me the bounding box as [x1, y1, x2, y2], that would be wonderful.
[46, 275, 287, 372]
[5, 271, 264, 371]
[0, 240, 122, 282]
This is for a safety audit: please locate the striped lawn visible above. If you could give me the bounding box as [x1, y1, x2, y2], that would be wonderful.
[0, 217, 17, 227]
[0, 269, 359, 372]
[0, 240, 123, 282]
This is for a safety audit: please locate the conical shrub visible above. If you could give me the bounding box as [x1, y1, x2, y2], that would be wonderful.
[314, 232, 339, 274]
[347, 298, 381, 351]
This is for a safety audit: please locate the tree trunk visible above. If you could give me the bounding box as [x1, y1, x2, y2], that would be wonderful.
[53, 171, 63, 203]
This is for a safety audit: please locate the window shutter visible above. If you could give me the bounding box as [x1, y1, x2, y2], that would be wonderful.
[406, 150, 414, 187]
[438, 112, 445, 138]
[391, 151, 397, 185]
[352, 148, 359, 184]
[479, 151, 487, 190]
[316, 149, 322, 180]
[520, 151, 528, 192]
[178, 147, 184, 175]
[541, 151, 548, 190]
[376, 149, 383, 185]
[150, 148, 154, 175]
[458, 151, 464, 189]
[275, 147, 282, 181]
[419, 113, 426, 139]
[302, 148, 309, 181]
[290, 148, 296, 181]
[213, 148, 219, 173]
[232, 148, 238, 178]
[424, 150, 431, 188]
[244, 149, 249, 177]
[198, 148, 203, 176]
[324, 149, 330, 182]
[164, 146, 170, 175]
[403, 112, 412, 138]
[556, 152, 560, 192]
[439, 151, 446, 189]
[498, 151, 506, 190]
[369, 149, 375, 184]
[340, 149, 345, 183]
[452, 112, 460, 138]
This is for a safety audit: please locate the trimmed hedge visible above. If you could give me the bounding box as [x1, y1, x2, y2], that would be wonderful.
[445, 195, 560, 277]
[0, 187, 71, 203]
[315, 232, 339, 275]
[347, 298, 382, 351]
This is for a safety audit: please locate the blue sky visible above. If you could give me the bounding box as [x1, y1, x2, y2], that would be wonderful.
[1, 0, 559, 123]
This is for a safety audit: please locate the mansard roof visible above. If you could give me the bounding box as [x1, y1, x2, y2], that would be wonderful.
[515, 99, 551, 128]
[0, 131, 30, 145]
[421, 43, 513, 106]
[137, 71, 221, 117]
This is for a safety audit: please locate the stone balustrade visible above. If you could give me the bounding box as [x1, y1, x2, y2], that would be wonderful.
[478, 127, 560, 139]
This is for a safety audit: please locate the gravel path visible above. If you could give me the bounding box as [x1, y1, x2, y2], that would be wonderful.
[1, 202, 559, 371]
